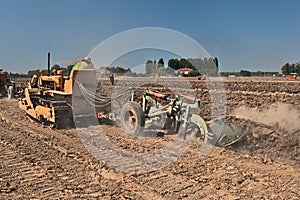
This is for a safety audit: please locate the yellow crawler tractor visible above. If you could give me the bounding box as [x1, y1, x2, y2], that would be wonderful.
[19, 53, 97, 128]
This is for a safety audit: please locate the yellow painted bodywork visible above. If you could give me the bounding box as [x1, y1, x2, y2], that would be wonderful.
[19, 69, 96, 125]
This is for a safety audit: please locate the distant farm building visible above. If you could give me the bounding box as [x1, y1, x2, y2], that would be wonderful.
[175, 68, 193, 75]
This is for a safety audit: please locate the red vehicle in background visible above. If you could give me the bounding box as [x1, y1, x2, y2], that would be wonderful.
[287, 73, 297, 80]
[0, 68, 15, 98]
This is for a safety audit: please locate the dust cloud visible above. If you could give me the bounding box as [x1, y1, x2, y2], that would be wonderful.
[233, 103, 300, 131]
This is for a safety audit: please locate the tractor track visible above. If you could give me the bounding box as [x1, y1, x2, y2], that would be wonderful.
[0, 123, 115, 199]
[0, 122, 170, 199]
[0, 135, 63, 199]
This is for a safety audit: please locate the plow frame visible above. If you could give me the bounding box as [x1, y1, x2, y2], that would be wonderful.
[140, 90, 209, 139]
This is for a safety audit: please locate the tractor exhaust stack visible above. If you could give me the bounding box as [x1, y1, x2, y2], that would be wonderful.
[48, 52, 50, 76]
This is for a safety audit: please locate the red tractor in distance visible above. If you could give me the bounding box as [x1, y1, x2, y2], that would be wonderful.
[287, 73, 297, 81]
[0, 68, 16, 99]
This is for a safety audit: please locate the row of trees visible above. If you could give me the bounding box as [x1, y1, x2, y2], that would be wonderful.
[101, 66, 132, 75]
[26, 65, 132, 77]
[26, 64, 74, 77]
[145, 57, 219, 76]
[281, 62, 300, 75]
[145, 58, 177, 76]
[145, 58, 165, 74]
[186, 57, 219, 76]
[6, 62, 133, 78]
[218, 61, 300, 77]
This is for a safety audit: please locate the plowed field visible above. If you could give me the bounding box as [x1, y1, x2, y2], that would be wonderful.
[0, 77, 299, 199]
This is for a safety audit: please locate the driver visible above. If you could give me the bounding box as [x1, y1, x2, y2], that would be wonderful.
[73, 57, 94, 70]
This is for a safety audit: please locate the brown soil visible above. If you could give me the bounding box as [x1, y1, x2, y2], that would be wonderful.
[0, 77, 299, 199]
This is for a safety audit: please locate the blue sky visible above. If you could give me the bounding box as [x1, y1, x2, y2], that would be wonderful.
[1, 0, 300, 73]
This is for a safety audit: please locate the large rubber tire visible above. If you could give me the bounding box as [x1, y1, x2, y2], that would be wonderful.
[120, 101, 145, 136]
[7, 86, 14, 99]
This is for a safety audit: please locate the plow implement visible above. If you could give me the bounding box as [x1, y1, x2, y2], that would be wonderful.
[136, 89, 247, 147]
[77, 80, 247, 147]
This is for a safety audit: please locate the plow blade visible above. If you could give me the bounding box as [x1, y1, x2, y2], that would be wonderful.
[205, 124, 247, 147]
